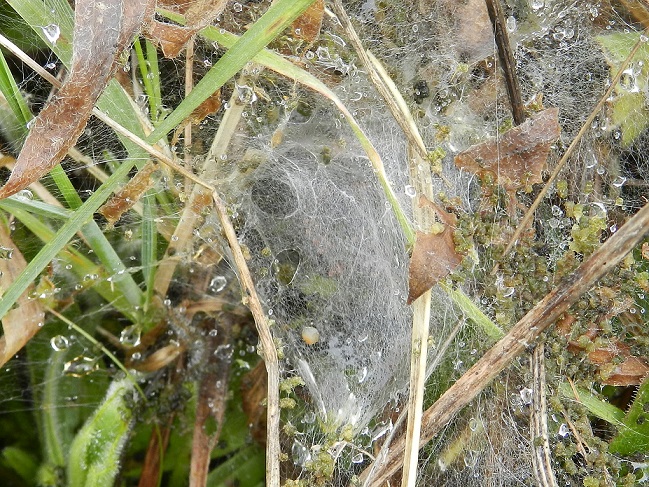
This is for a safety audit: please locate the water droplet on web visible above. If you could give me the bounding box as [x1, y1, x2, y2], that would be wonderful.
[291, 440, 311, 466]
[301, 411, 316, 424]
[351, 452, 364, 464]
[530, 0, 544, 10]
[50, 335, 70, 351]
[558, 423, 570, 437]
[203, 59, 212, 67]
[357, 366, 368, 383]
[16, 189, 33, 200]
[45, 62, 56, 70]
[551, 205, 563, 217]
[0, 246, 13, 259]
[404, 185, 416, 198]
[232, 2, 243, 11]
[63, 356, 99, 377]
[610, 224, 617, 233]
[596, 166, 606, 175]
[519, 387, 533, 405]
[120, 325, 141, 347]
[506, 16, 517, 33]
[208, 329, 218, 337]
[469, 417, 479, 431]
[612, 176, 626, 187]
[209, 275, 227, 294]
[371, 420, 393, 441]
[42, 24, 60, 43]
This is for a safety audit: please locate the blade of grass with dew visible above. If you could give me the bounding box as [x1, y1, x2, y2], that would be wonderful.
[133, 39, 163, 125]
[558, 382, 625, 425]
[147, 0, 318, 143]
[0, 49, 32, 127]
[0, 201, 139, 320]
[0, 157, 140, 322]
[142, 190, 157, 310]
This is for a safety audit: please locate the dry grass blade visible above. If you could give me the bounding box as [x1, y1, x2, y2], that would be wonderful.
[530, 345, 558, 487]
[0, 221, 45, 366]
[502, 27, 649, 257]
[362, 197, 649, 485]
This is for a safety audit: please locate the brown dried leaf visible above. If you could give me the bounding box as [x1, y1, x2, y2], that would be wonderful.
[292, 0, 324, 43]
[0, 222, 45, 366]
[0, 0, 152, 199]
[148, 0, 228, 58]
[407, 197, 462, 305]
[99, 162, 158, 227]
[454, 108, 561, 192]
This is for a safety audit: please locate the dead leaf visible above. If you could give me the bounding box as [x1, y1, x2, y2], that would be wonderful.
[99, 162, 158, 227]
[148, 0, 228, 58]
[0, 0, 152, 199]
[0, 222, 45, 366]
[454, 108, 561, 192]
[292, 0, 324, 44]
[407, 197, 463, 304]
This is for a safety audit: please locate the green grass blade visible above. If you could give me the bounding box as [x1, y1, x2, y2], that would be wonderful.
[559, 382, 625, 425]
[147, 0, 317, 142]
[141, 190, 157, 310]
[0, 198, 139, 321]
[0, 49, 32, 127]
[0, 157, 139, 322]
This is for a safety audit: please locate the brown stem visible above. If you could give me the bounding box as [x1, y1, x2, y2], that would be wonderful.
[484, 0, 525, 125]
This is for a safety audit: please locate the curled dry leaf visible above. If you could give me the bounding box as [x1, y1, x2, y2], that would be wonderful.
[407, 196, 463, 304]
[0, 222, 45, 367]
[291, 0, 324, 44]
[0, 0, 153, 199]
[148, 0, 228, 58]
[99, 162, 158, 227]
[454, 108, 561, 192]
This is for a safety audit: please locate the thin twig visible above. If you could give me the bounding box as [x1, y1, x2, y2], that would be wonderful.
[361, 196, 649, 485]
[530, 344, 558, 487]
[502, 27, 649, 257]
[484, 0, 525, 125]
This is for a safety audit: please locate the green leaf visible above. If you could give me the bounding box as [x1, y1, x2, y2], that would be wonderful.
[610, 375, 649, 455]
[67, 378, 137, 487]
[597, 31, 649, 146]
[147, 0, 317, 142]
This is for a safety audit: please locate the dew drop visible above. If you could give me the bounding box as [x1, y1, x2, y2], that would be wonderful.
[612, 176, 627, 187]
[506, 16, 517, 32]
[63, 356, 99, 377]
[232, 2, 242, 12]
[16, 189, 33, 200]
[0, 246, 13, 259]
[120, 324, 141, 347]
[351, 452, 364, 464]
[530, 0, 544, 10]
[50, 335, 70, 351]
[291, 440, 311, 466]
[42, 24, 60, 43]
[558, 423, 570, 437]
[208, 329, 218, 337]
[301, 411, 316, 424]
[469, 417, 479, 431]
[519, 387, 533, 405]
[209, 275, 227, 294]
[404, 185, 416, 198]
